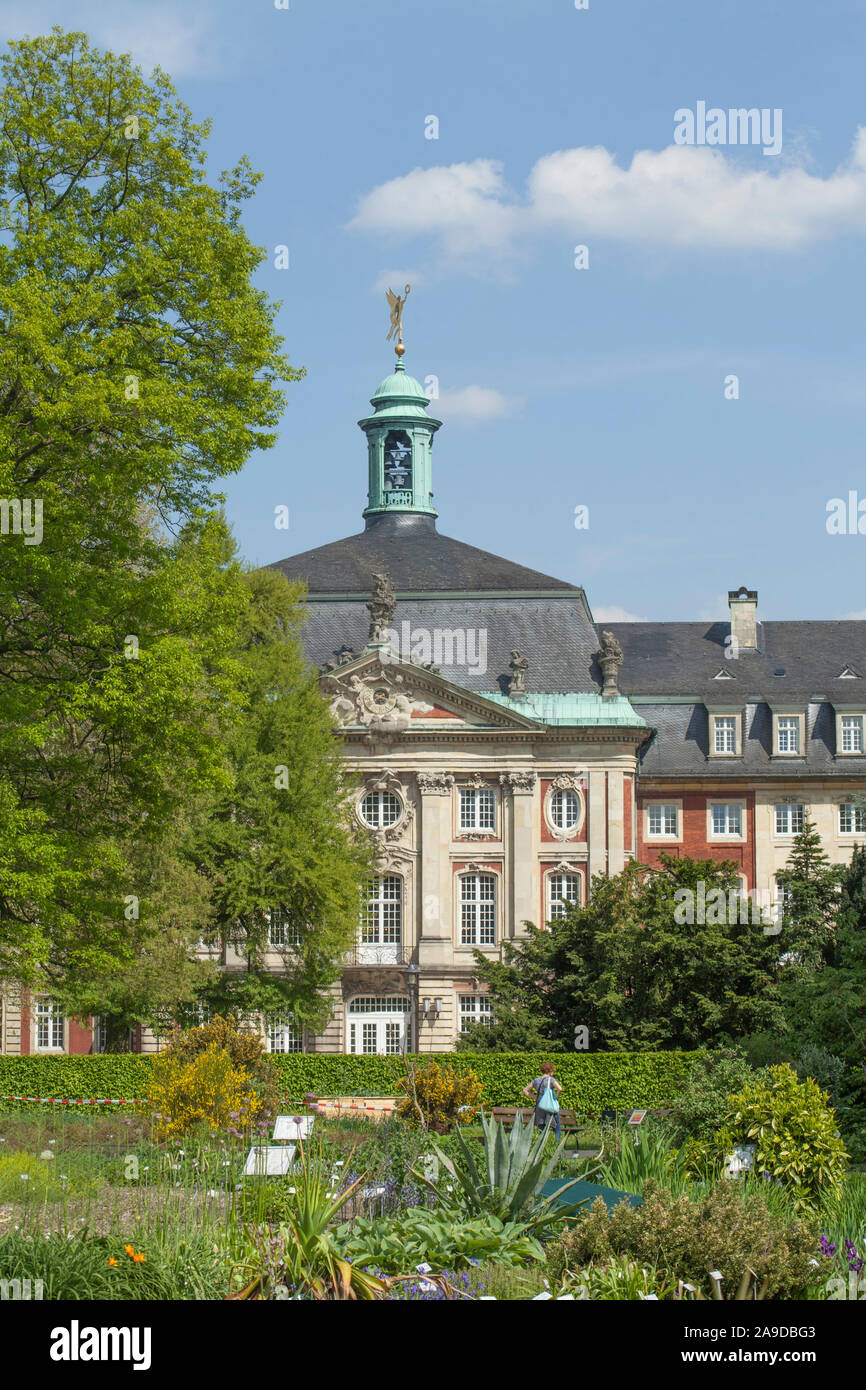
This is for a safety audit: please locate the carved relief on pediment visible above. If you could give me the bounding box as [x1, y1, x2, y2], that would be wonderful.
[323, 665, 433, 733]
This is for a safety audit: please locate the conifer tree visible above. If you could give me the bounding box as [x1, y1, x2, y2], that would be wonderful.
[775, 816, 843, 969]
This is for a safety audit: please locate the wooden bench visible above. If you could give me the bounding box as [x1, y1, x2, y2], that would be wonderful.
[491, 1106, 588, 1134]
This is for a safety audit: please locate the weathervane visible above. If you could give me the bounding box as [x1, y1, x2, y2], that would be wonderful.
[385, 283, 411, 358]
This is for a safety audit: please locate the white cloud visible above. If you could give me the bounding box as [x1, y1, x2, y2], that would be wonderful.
[0, 3, 223, 78]
[698, 595, 733, 622]
[349, 129, 866, 262]
[840, 609, 866, 620]
[434, 385, 521, 424]
[593, 605, 646, 623]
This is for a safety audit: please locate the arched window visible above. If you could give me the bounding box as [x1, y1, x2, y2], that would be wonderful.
[358, 876, 403, 962]
[550, 789, 580, 831]
[460, 873, 496, 945]
[546, 871, 581, 921]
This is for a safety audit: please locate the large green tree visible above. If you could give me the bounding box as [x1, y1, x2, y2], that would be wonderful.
[0, 28, 299, 990]
[459, 855, 786, 1052]
[774, 816, 843, 970]
[192, 565, 373, 1036]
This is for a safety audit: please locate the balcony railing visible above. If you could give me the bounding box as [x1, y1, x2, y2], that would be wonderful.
[348, 942, 410, 967]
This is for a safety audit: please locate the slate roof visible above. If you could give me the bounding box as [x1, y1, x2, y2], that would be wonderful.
[603, 621, 866, 704]
[302, 595, 603, 694]
[270, 513, 576, 596]
[637, 701, 866, 779]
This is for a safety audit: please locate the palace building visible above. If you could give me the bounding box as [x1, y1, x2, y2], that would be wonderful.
[2, 347, 864, 1057]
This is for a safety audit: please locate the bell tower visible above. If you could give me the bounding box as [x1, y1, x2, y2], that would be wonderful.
[359, 359, 441, 525]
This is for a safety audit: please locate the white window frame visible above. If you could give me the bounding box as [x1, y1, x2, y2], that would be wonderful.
[713, 716, 737, 755]
[774, 712, 804, 757]
[644, 801, 681, 840]
[346, 996, 410, 1056]
[458, 871, 497, 947]
[708, 709, 741, 758]
[839, 802, 866, 836]
[707, 801, 746, 840]
[358, 788, 403, 829]
[459, 995, 493, 1033]
[359, 875, 403, 962]
[549, 788, 580, 831]
[837, 713, 865, 756]
[266, 1013, 303, 1054]
[267, 910, 302, 949]
[458, 786, 497, 833]
[774, 802, 805, 836]
[545, 870, 582, 920]
[34, 998, 65, 1052]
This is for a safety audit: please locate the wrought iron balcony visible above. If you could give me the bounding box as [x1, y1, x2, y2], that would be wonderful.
[347, 942, 410, 967]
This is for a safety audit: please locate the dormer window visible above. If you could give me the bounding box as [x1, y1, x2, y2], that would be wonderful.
[772, 710, 805, 757]
[708, 710, 741, 757]
[836, 710, 866, 756]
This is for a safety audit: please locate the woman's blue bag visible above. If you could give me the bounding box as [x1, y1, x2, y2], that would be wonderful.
[537, 1078, 560, 1114]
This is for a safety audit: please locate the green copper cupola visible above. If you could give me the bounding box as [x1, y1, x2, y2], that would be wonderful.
[359, 359, 442, 523]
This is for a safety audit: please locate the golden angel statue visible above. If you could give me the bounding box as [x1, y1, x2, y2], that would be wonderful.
[385, 283, 411, 354]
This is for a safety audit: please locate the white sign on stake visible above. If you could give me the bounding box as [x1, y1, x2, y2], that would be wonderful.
[273, 1115, 314, 1142]
[244, 1144, 296, 1177]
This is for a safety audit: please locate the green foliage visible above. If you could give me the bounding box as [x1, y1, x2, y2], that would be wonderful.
[396, 1059, 482, 1133]
[461, 856, 786, 1053]
[558, 1256, 675, 1301]
[547, 1181, 820, 1299]
[775, 816, 843, 970]
[666, 1047, 759, 1143]
[423, 1111, 588, 1235]
[192, 566, 373, 1031]
[0, 26, 296, 992]
[720, 1064, 849, 1210]
[335, 1207, 544, 1274]
[0, 1050, 705, 1112]
[0, 1230, 232, 1300]
[599, 1123, 691, 1196]
[795, 1045, 846, 1107]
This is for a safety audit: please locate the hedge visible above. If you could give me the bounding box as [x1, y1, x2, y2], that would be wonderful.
[0, 1051, 704, 1112]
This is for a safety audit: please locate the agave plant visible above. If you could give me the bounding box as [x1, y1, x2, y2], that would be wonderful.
[229, 1140, 389, 1300]
[416, 1111, 593, 1236]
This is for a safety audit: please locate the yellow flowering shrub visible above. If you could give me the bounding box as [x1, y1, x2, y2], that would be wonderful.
[150, 1043, 264, 1141]
[396, 1060, 483, 1133]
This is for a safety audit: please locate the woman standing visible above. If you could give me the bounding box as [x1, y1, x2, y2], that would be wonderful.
[522, 1062, 563, 1141]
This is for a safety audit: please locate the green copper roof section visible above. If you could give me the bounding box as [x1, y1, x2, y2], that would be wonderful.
[360, 356, 441, 521]
[481, 690, 648, 727]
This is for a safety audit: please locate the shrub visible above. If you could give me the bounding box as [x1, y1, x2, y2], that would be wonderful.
[396, 1060, 482, 1133]
[547, 1181, 820, 1299]
[149, 1043, 265, 1141]
[666, 1047, 758, 1143]
[795, 1046, 846, 1108]
[335, 1207, 544, 1274]
[721, 1064, 848, 1210]
[162, 1014, 280, 1116]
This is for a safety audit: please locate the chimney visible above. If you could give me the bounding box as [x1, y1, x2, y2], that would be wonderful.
[728, 586, 758, 650]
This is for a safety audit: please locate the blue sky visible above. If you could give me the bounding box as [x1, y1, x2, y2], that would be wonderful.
[5, 0, 866, 621]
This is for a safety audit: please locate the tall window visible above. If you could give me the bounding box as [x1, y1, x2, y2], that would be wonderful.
[839, 803, 866, 834]
[460, 996, 493, 1033]
[777, 717, 801, 754]
[360, 876, 402, 945]
[841, 716, 864, 754]
[460, 873, 496, 945]
[35, 999, 64, 1051]
[459, 787, 496, 832]
[774, 803, 804, 835]
[549, 789, 579, 830]
[711, 803, 742, 836]
[360, 790, 401, 828]
[547, 872, 580, 920]
[266, 1015, 303, 1054]
[647, 804, 678, 837]
[267, 910, 301, 948]
[93, 1016, 107, 1054]
[775, 875, 794, 921]
[713, 716, 737, 754]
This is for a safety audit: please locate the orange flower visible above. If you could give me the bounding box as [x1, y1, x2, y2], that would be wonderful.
[108, 1258, 119, 1267]
[132, 1252, 146, 1264]
[124, 1244, 135, 1257]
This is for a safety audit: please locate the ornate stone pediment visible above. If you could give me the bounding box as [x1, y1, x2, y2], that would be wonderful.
[320, 652, 544, 736]
[416, 770, 454, 794]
